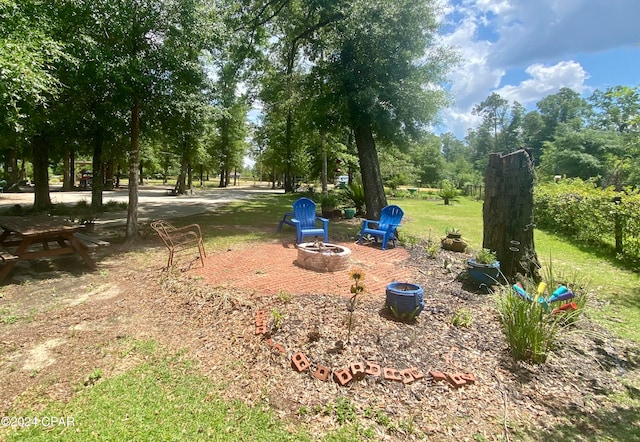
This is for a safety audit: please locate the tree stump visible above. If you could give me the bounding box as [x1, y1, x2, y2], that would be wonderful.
[483, 149, 540, 282]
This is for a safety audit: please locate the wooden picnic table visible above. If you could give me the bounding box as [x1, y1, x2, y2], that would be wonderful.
[0, 215, 96, 283]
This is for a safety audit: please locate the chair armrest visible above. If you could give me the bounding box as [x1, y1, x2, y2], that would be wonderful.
[170, 223, 202, 237]
[166, 230, 199, 245]
[317, 216, 329, 225]
[361, 219, 379, 229]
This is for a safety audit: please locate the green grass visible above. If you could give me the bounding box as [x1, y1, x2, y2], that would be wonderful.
[3, 342, 310, 442]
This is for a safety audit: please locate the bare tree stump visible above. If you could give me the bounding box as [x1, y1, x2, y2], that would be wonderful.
[483, 149, 540, 282]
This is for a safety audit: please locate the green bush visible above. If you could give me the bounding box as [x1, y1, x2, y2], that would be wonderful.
[534, 179, 640, 261]
[342, 183, 365, 214]
[452, 308, 473, 327]
[437, 179, 459, 205]
[474, 248, 497, 264]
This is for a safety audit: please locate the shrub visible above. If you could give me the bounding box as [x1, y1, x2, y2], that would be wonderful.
[437, 179, 459, 205]
[343, 183, 365, 215]
[452, 308, 473, 327]
[534, 179, 640, 262]
[319, 192, 339, 209]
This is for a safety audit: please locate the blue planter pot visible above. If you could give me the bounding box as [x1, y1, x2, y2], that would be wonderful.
[467, 259, 501, 285]
[385, 282, 424, 319]
[343, 208, 356, 219]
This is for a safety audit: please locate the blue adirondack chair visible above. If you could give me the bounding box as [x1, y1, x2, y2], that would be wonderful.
[291, 197, 329, 244]
[358, 205, 404, 250]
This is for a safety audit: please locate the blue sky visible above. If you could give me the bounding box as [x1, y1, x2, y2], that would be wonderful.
[437, 0, 640, 138]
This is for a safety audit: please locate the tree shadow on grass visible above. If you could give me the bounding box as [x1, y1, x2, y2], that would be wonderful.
[531, 403, 640, 441]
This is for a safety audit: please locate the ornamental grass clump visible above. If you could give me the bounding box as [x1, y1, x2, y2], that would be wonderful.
[494, 263, 588, 363]
[494, 288, 563, 364]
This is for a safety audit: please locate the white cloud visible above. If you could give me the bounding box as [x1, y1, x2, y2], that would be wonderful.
[437, 0, 640, 138]
[489, 0, 640, 68]
[495, 61, 590, 105]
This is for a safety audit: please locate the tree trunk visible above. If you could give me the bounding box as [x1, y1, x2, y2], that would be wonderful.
[354, 124, 387, 219]
[126, 97, 141, 241]
[70, 150, 75, 188]
[483, 149, 540, 282]
[284, 111, 294, 193]
[176, 148, 188, 194]
[4, 149, 20, 186]
[138, 159, 144, 185]
[62, 150, 72, 190]
[32, 134, 52, 211]
[321, 132, 327, 195]
[91, 132, 104, 212]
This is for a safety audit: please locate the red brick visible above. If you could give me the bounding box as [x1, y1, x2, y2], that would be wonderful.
[291, 352, 310, 372]
[429, 370, 447, 382]
[383, 367, 402, 381]
[400, 369, 415, 384]
[446, 372, 467, 388]
[272, 343, 286, 354]
[334, 368, 353, 386]
[409, 367, 425, 380]
[264, 338, 274, 347]
[350, 362, 366, 380]
[313, 365, 331, 381]
[255, 310, 266, 322]
[255, 325, 267, 335]
[460, 372, 476, 384]
[365, 361, 381, 377]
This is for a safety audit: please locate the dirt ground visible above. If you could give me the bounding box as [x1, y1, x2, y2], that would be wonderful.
[1, 219, 639, 441]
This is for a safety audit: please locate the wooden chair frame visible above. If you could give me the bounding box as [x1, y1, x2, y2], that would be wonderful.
[151, 220, 206, 269]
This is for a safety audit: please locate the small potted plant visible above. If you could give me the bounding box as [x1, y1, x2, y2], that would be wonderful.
[445, 227, 461, 239]
[441, 227, 467, 252]
[320, 192, 340, 218]
[467, 248, 501, 285]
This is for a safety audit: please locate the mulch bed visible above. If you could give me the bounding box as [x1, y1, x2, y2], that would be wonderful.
[155, 242, 640, 440]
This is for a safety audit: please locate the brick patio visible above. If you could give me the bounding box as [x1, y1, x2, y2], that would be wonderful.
[191, 240, 416, 297]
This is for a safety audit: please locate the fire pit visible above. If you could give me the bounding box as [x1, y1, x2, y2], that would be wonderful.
[296, 242, 351, 272]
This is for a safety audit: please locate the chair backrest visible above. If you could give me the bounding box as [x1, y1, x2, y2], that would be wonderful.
[150, 220, 176, 247]
[377, 205, 404, 232]
[292, 197, 318, 229]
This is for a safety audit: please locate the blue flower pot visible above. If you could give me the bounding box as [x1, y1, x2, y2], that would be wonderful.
[467, 259, 501, 285]
[385, 282, 424, 319]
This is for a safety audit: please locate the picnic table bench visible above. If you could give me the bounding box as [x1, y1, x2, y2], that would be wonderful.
[74, 233, 111, 251]
[0, 249, 18, 263]
[0, 216, 102, 283]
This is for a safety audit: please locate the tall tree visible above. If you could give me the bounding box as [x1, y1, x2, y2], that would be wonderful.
[472, 92, 509, 152]
[312, 0, 455, 218]
[536, 87, 590, 139]
[75, 0, 213, 239]
[0, 0, 65, 132]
